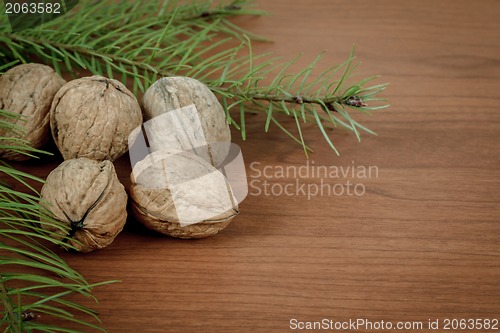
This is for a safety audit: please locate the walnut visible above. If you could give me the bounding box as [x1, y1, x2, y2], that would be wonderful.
[40, 158, 127, 252]
[130, 150, 239, 239]
[141, 76, 230, 167]
[50, 75, 142, 161]
[0, 63, 66, 161]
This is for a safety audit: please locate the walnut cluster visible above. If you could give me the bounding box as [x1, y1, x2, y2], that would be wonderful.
[1, 63, 239, 251]
[130, 77, 238, 239]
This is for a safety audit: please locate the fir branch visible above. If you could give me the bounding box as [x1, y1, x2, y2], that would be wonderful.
[0, 0, 388, 156]
[0, 108, 113, 332]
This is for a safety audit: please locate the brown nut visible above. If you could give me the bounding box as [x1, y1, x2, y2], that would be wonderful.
[141, 76, 230, 167]
[40, 158, 127, 252]
[50, 75, 142, 161]
[0, 63, 66, 161]
[130, 150, 238, 239]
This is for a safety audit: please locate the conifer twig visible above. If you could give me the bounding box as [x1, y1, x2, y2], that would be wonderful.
[0, 0, 389, 156]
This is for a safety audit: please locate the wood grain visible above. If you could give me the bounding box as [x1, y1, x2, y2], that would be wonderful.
[3, 0, 500, 332]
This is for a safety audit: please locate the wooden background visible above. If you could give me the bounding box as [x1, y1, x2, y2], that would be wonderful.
[6, 0, 500, 332]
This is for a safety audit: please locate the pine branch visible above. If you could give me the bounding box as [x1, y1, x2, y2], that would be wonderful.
[0, 0, 388, 156]
[0, 108, 113, 332]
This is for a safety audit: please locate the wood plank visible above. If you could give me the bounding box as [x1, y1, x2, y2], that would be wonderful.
[2, 0, 499, 332]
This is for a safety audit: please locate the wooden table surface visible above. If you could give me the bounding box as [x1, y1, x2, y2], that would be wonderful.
[6, 0, 500, 332]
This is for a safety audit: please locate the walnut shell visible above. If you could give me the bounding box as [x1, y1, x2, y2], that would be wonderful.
[130, 150, 239, 239]
[50, 75, 142, 161]
[40, 158, 127, 252]
[0, 63, 66, 161]
[141, 76, 230, 167]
